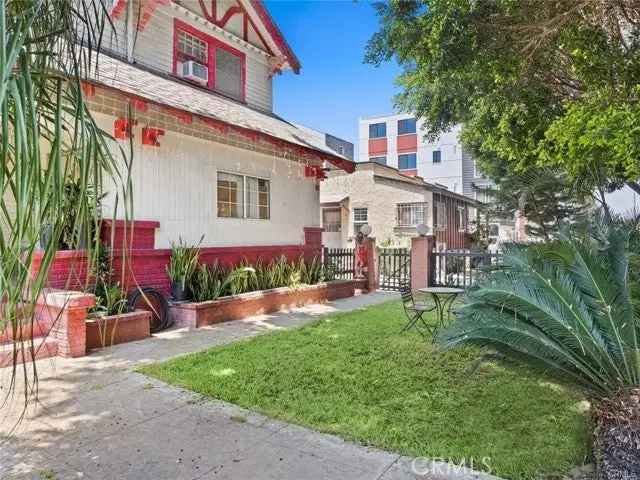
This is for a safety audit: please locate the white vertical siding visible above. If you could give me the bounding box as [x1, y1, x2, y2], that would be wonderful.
[95, 113, 320, 249]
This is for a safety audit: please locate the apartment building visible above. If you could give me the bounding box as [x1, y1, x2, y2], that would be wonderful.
[358, 113, 517, 242]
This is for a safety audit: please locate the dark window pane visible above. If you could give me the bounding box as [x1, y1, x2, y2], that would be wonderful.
[397, 118, 416, 135]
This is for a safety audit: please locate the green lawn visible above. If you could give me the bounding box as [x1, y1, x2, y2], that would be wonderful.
[140, 300, 590, 479]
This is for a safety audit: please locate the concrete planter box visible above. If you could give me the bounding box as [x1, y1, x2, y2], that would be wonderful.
[86, 310, 152, 350]
[170, 280, 356, 329]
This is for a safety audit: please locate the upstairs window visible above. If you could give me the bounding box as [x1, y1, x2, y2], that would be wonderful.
[369, 123, 386, 139]
[177, 30, 208, 64]
[396, 202, 427, 226]
[398, 153, 417, 170]
[397, 118, 416, 135]
[216, 48, 243, 100]
[370, 156, 386, 165]
[433, 150, 442, 163]
[174, 20, 245, 102]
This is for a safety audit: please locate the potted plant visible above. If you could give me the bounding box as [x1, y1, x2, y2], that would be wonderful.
[166, 237, 202, 301]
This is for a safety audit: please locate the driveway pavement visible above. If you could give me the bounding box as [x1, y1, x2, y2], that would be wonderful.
[0, 292, 500, 480]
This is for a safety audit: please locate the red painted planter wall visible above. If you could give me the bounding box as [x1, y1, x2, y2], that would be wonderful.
[31, 221, 324, 296]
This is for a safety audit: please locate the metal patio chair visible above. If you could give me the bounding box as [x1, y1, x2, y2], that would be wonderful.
[399, 285, 437, 339]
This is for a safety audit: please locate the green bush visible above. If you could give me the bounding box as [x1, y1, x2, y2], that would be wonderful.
[189, 255, 328, 302]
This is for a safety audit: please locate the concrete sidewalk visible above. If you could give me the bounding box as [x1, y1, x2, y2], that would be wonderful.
[1, 292, 499, 480]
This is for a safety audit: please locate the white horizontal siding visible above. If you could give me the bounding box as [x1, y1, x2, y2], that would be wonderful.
[95, 112, 320, 249]
[130, 4, 273, 112]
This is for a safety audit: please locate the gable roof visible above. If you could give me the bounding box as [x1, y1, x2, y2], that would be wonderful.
[87, 53, 352, 171]
[246, 0, 301, 73]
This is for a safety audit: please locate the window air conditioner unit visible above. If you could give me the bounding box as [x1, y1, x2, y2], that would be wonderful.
[180, 60, 208, 85]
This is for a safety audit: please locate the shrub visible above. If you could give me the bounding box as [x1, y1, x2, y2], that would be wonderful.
[166, 237, 202, 290]
[437, 218, 640, 479]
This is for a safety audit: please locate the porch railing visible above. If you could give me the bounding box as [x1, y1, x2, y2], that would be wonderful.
[431, 250, 502, 288]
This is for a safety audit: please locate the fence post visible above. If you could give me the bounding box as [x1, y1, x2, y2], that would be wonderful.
[411, 235, 435, 290]
[365, 237, 378, 292]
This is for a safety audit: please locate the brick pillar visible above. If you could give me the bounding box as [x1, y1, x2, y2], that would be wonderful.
[365, 237, 378, 292]
[411, 235, 435, 290]
[36, 290, 96, 358]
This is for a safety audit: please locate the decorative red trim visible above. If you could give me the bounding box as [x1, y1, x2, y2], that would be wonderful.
[141, 127, 165, 146]
[368, 138, 387, 155]
[201, 117, 230, 134]
[114, 118, 136, 139]
[131, 98, 148, 112]
[110, 0, 127, 19]
[81, 81, 95, 98]
[163, 106, 193, 124]
[397, 133, 417, 153]
[249, 0, 301, 73]
[87, 82, 355, 173]
[173, 19, 247, 103]
[243, 12, 249, 41]
[137, 0, 170, 32]
[218, 5, 242, 27]
[198, 0, 216, 22]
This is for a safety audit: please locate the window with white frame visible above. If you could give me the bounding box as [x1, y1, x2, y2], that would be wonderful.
[370, 156, 386, 165]
[489, 223, 500, 239]
[396, 203, 427, 227]
[246, 176, 270, 219]
[353, 207, 368, 234]
[323, 208, 341, 233]
[433, 150, 442, 163]
[397, 118, 417, 135]
[217, 172, 270, 219]
[177, 30, 208, 64]
[456, 206, 467, 232]
[435, 201, 447, 231]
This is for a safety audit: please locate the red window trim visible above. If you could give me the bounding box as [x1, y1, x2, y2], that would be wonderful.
[172, 19, 247, 103]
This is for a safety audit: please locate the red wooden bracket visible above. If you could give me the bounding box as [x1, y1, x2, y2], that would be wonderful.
[81, 82, 95, 98]
[141, 127, 165, 147]
[111, 0, 127, 19]
[114, 118, 136, 140]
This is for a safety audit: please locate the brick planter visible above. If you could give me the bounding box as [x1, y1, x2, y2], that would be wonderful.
[86, 310, 152, 350]
[170, 280, 356, 329]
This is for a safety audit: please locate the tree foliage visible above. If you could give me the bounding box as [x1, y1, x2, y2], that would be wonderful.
[366, 0, 640, 213]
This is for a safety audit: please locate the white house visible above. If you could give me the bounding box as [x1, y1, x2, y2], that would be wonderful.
[52, 0, 355, 293]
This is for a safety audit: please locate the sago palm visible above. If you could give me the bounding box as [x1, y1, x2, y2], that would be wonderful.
[1, 0, 131, 415]
[437, 218, 639, 479]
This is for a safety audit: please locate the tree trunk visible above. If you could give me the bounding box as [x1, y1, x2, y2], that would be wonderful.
[594, 389, 640, 480]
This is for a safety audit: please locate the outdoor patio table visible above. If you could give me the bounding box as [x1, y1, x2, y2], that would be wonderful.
[417, 287, 464, 332]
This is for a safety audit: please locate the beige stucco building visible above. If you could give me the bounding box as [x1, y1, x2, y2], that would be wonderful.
[320, 162, 476, 250]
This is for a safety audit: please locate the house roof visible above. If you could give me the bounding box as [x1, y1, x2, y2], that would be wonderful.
[320, 194, 348, 205]
[249, 0, 301, 73]
[87, 53, 353, 172]
[347, 162, 478, 206]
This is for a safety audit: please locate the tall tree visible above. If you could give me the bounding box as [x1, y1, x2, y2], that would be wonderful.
[366, 0, 640, 211]
[1, 0, 131, 414]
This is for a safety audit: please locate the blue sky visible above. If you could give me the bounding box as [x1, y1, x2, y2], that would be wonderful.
[265, 0, 402, 151]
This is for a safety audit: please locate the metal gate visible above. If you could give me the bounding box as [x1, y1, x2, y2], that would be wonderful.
[323, 247, 355, 280]
[378, 248, 411, 290]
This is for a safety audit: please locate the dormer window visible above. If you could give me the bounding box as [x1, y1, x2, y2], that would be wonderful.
[177, 31, 208, 64]
[173, 20, 245, 102]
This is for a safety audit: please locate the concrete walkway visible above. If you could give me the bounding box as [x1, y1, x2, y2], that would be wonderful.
[1, 292, 499, 480]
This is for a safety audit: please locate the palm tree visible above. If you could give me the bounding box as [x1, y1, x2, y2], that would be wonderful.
[437, 218, 640, 479]
[1, 0, 131, 410]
